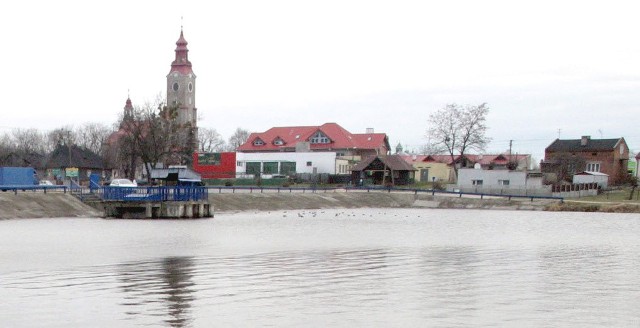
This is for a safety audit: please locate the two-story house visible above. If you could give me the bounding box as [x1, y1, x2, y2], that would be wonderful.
[541, 136, 629, 185]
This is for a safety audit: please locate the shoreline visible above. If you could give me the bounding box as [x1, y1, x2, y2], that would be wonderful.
[1, 192, 638, 219]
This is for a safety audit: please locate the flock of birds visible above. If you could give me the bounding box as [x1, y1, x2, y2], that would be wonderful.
[264, 210, 423, 219]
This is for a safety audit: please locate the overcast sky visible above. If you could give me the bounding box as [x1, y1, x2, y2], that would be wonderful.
[2, 0, 639, 160]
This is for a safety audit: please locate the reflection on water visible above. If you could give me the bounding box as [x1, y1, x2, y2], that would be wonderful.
[0, 209, 639, 327]
[119, 257, 195, 327]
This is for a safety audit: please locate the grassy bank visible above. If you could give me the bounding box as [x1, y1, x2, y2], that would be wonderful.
[547, 187, 640, 213]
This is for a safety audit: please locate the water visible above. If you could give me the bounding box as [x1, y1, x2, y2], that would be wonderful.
[1, 209, 639, 327]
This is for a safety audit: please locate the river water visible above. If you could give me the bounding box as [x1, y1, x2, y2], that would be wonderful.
[1, 209, 639, 327]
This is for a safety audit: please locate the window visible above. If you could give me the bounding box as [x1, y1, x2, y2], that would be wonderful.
[586, 163, 600, 172]
[306, 161, 312, 167]
[498, 179, 510, 186]
[253, 138, 265, 146]
[237, 161, 243, 167]
[472, 179, 483, 186]
[263, 162, 278, 174]
[310, 131, 330, 144]
[273, 138, 284, 146]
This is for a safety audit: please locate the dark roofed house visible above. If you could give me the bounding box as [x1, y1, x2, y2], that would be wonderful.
[541, 136, 629, 185]
[351, 155, 416, 186]
[44, 144, 107, 185]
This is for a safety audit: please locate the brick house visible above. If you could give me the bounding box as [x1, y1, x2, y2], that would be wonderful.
[541, 136, 629, 185]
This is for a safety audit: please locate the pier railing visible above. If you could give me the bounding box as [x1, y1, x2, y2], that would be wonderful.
[202, 185, 564, 202]
[101, 186, 208, 202]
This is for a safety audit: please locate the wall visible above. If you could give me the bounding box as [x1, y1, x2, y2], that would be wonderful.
[192, 152, 236, 179]
[458, 169, 528, 188]
[236, 152, 337, 176]
[411, 161, 453, 182]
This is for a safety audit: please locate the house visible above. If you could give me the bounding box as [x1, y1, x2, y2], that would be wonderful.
[400, 153, 532, 183]
[43, 144, 107, 185]
[456, 168, 547, 196]
[237, 123, 390, 160]
[541, 136, 629, 185]
[400, 155, 456, 183]
[351, 155, 416, 186]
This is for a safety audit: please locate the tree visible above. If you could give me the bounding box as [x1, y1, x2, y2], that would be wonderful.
[227, 127, 250, 151]
[114, 98, 196, 181]
[198, 128, 226, 153]
[75, 123, 112, 155]
[426, 103, 491, 178]
[47, 127, 76, 151]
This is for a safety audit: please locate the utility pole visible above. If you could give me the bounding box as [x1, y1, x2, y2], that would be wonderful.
[509, 140, 513, 161]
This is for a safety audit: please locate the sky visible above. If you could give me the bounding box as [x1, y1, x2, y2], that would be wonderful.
[2, 0, 639, 161]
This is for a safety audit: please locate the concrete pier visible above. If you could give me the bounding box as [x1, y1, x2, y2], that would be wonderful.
[103, 201, 213, 219]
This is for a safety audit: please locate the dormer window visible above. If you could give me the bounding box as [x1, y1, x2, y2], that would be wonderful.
[253, 138, 265, 146]
[273, 137, 285, 146]
[310, 131, 330, 144]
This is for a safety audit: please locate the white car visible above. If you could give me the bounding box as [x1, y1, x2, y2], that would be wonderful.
[109, 179, 138, 187]
[39, 180, 54, 186]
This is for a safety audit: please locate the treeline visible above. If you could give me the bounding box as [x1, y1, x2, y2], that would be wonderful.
[0, 99, 251, 181]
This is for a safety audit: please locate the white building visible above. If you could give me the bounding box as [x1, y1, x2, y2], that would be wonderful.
[455, 168, 548, 196]
[235, 152, 350, 178]
[573, 171, 609, 188]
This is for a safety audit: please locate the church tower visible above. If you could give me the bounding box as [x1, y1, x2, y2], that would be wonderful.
[167, 28, 197, 127]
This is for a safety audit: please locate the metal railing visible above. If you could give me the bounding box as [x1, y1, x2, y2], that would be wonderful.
[203, 185, 564, 202]
[0, 185, 68, 194]
[101, 186, 208, 202]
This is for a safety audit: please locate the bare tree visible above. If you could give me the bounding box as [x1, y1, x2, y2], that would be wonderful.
[75, 123, 112, 155]
[12, 128, 47, 155]
[426, 103, 491, 178]
[227, 127, 250, 151]
[198, 128, 226, 153]
[115, 99, 196, 180]
[47, 127, 76, 151]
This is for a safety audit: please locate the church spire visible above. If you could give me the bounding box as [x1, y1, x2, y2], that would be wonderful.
[169, 27, 192, 75]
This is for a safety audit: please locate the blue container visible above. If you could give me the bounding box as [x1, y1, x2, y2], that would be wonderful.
[0, 167, 38, 186]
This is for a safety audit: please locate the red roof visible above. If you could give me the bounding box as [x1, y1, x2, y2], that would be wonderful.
[237, 122, 389, 152]
[401, 154, 530, 166]
[169, 30, 193, 75]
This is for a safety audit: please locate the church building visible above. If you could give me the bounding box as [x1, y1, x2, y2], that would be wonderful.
[167, 28, 197, 127]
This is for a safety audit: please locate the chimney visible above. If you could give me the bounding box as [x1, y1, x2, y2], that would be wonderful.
[366, 128, 374, 134]
[581, 136, 590, 146]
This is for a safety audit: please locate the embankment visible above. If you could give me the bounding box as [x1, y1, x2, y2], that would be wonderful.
[209, 192, 557, 213]
[0, 193, 101, 219]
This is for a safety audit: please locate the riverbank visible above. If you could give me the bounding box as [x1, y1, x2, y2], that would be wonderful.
[208, 192, 557, 213]
[0, 192, 101, 219]
[6, 191, 639, 219]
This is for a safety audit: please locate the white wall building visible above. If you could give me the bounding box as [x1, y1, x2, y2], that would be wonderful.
[573, 171, 609, 188]
[455, 168, 548, 196]
[236, 152, 348, 178]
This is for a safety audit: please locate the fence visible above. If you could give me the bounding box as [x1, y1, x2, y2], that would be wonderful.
[202, 185, 563, 202]
[0, 185, 68, 195]
[99, 186, 208, 202]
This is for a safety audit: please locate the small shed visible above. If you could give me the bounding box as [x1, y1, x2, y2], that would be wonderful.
[351, 155, 416, 186]
[151, 167, 202, 186]
[573, 171, 609, 188]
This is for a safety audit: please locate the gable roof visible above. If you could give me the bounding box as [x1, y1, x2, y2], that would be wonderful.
[545, 137, 624, 152]
[45, 144, 105, 169]
[237, 122, 389, 152]
[400, 154, 530, 166]
[352, 155, 416, 172]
